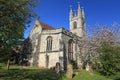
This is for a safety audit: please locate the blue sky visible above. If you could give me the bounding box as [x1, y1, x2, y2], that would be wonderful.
[24, 0, 120, 38]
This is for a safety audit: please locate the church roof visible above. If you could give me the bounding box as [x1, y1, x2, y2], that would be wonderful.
[39, 21, 54, 30]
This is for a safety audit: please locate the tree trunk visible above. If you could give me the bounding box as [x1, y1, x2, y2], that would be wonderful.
[7, 59, 10, 70]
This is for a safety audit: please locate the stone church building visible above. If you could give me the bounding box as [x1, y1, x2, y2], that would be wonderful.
[23, 4, 86, 70]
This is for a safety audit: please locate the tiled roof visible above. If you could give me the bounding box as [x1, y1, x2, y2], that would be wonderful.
[39, 21, 54, 30]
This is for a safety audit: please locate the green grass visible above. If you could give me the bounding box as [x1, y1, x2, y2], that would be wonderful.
[61, 70, 113, 80]
[73, 70, 112, 80]
[0, 63, 113, 80]
[0, 64, 61, 80]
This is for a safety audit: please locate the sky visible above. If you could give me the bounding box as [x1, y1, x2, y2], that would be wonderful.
[24, 0, 120, 38]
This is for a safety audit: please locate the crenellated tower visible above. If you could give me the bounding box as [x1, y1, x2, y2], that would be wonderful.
[70, 3, 86, 37]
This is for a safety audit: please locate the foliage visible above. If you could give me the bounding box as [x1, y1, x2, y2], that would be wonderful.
[19, 38, 32, 65]
[0, 0, 39, 62]
[94, 43, 120, 79]
[78, 24, 120, 69]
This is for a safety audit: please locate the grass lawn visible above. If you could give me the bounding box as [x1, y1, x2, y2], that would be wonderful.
[73, 70, 112, 80]
[0, 63, 113, 80]
[0, 63, 61, 80]
[61, 70, 113, 80]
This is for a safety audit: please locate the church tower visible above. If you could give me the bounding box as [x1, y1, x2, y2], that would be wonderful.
[70, 3, 86, 37]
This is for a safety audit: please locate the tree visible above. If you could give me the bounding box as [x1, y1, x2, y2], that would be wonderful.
[78, 24, 120, 79]
[77, 24, 120, 70]
[0, 0, 39, 69]
[96, 43, 120, 79]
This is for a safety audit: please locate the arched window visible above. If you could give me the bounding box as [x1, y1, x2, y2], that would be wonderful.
[46, 36, 53, 51]
[68, 39, 73, 62]
[73, 21, 77, 29]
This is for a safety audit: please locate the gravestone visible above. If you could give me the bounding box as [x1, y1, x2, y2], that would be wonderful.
[54, 62, 62, 74]
[66, 64, 73, 79]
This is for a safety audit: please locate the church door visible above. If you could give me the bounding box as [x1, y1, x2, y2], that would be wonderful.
[46, 54, 49, 68]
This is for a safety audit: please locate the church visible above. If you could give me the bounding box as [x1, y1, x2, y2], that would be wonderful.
[22, 3, 86, 70]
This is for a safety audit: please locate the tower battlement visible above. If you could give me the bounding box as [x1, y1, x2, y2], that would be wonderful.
[69, 3, 86, 37]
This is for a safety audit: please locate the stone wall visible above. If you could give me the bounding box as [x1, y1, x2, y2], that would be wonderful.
[29, 27, 83, 70]
[38, 52, 63, 68]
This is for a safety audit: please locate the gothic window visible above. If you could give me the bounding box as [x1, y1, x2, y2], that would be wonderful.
[46, 36, 53, 51]
[59, 39, 63, 51]
[73, 21, 77, 29]
[68, 39, 73, 62]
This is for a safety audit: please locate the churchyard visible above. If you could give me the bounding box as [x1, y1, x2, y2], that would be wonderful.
[0, 63, 112, 80]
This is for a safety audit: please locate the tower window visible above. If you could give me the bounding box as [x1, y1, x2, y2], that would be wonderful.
[73, 21, 77, 29]
[46, 36, 53, 51]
